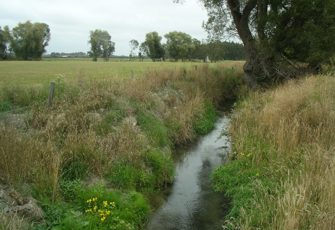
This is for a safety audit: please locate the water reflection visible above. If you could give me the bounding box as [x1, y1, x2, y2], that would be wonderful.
[147, 117, 231, 230]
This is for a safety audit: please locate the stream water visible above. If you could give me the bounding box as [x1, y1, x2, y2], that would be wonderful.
[147, 116, 231, 230]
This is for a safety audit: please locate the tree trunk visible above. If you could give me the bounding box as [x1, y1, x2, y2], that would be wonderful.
[243, 40, 275, 87]
[228, 0, 275, 87]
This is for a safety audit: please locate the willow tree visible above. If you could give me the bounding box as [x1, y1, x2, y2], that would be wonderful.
[178, 0, 335, 86]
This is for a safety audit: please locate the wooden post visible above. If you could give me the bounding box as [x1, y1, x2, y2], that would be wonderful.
[48, 81, 55, 106]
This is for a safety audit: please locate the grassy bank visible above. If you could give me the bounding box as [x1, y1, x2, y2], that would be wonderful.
[0, 64, 243, 229]
[213, 75, 335, 229]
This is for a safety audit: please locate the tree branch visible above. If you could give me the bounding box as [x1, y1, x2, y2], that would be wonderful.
[227, 0, 242, 20]
[242, 0, 257, 19]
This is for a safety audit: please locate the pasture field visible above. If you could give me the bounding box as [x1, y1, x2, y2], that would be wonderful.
[0, 60, 244, 86]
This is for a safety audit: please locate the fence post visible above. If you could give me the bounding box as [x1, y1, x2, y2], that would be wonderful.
[48, 81, 55, 106]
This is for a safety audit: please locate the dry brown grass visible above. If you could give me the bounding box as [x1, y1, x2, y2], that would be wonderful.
[0, 212, 30, 230]
[230, 75, 335, 229]
[0, 127, 60, 199]
[0, 64, 243, 204]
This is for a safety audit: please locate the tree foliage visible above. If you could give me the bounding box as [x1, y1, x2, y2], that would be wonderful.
[270, 0, 335, 67]
[199, 0, 335, 86]
[164, 31, 195, 61]
[89, 30, 115, 61]
[9, 21, 50, 60]
[0, 26, 9, 60]
[141, 32, 165, 61]
[188, 40, 245, 61]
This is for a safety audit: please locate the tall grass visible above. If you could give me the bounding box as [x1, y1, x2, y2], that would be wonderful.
[0, 213, 30, 230]
[0, 64, 243, 228]
[213, 75, 335, 229]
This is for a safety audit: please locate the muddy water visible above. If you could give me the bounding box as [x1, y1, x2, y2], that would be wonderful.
[147, 116, 231, 230]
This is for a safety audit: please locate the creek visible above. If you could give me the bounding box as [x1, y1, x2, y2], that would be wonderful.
[147, 116, 231, 230]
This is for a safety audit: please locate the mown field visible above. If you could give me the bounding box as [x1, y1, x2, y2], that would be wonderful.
[0, 60, 244, 229]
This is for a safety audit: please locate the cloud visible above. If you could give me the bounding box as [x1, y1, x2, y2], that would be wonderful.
[0, 0, 208, 55]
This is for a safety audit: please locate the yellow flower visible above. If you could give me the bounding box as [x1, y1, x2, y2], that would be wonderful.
[103, 201, 108, 207]
[86, 199, 92, 203]
[101, 216, 106, 222]
[93, 206, 97, 211]
[85, 208, 92, 213]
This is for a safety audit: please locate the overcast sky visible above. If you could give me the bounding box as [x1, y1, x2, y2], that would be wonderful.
[0, 0, 209, 55]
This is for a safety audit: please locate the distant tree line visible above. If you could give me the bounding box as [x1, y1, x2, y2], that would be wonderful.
[0, 21, 50, 60]
[1, 21, 244, 62]
[87, 29, 244, 62]
[127, 31, 245, 62]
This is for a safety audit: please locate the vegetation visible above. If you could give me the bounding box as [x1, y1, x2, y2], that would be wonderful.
[213, 75, 335, 229]
[164, 31, 195, 61]
[0, 20, 245, 63]
[193, 41, 245, 62]
[2, 1, 334, 229]
[0, 26, 10, 59]
[0, 62, 244, 228]
[0, 21, 50, 60]
[199, 0, 335, 85]
[88, 30, 115, 61]
[0, 60, 244, 86]
[141, 32, 165, 61]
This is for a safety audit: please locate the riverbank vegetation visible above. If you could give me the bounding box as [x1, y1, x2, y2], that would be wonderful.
[213, 75, 335, 229]
[0, 63, 243, 229]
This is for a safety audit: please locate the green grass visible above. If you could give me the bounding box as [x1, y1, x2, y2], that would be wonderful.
[0, 60, 244, 86]
[137, 110, 171, 148]
[39, 182, 150, 230]
[193, 101, 217, 135]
